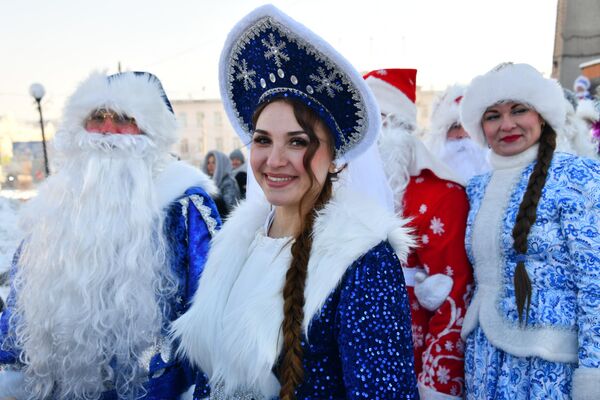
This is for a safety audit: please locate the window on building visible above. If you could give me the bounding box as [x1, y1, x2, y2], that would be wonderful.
[180, 138, 189, 155]
[197, 137, 204, 154]
[214, 111, 222, 127]
[215, 137, 224, 151]
[196, 112, 204, 128]
[178, 113, 188, 128]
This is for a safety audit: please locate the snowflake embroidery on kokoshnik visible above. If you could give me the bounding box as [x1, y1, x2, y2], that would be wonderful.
[421, 234, 429, 245]
[234, 59, 257, 90]
[430, 216, 445, 236]
[419, 204, 428, 214]
[309, 66, 343, 98]
[262, 33, 290, 68]
[445, 265, 454, 276]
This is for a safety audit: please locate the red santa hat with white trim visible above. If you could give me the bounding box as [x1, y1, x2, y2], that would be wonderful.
[363, 69, 417, 124]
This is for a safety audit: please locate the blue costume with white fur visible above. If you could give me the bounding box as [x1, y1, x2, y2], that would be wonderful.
[173, 5, 418, 399]
[462, 150, 600, 399]
[0, 72, 221, 399]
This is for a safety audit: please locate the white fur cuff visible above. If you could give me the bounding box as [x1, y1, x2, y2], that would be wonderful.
[0, 369, 26, 399]
[572, 367, 600, 400]
[414, 273, 453, 311]
[418, 382, 461, 400]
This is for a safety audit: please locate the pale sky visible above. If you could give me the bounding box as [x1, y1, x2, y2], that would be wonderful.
[0, 0, 558, 123]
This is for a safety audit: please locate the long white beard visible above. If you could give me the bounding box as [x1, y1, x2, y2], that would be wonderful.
[377, 120, 414, 211]
[439, 138, 491, 183]
[12, 131, 177, 399]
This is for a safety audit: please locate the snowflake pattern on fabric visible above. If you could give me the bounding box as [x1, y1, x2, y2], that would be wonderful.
[261, 32, 290, 68]
[400, 170, 472, 399]
[234, 59, 257, 91]
[309, 66, 343, 98]
[430, 217, 445, 236]
[464, 153, 600, 398]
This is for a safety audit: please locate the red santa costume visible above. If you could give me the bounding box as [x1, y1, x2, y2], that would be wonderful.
[365, 69, 474, 399]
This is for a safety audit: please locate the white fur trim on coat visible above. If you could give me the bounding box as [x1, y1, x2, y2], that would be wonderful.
[171, 187, 414, 397]
[572, 367, 600, 400]
[460, 63, 566, 147]
[365, 76, 416, 123]
[154, 160, 217, 209]
[418, 382, 461, 400]
[59, 72, 178, 151]
[576, 98, 599, 122]
[0, 370, 26, 399]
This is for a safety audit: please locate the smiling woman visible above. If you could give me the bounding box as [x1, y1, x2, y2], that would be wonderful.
[171, 4, 419, 400]
[459, 63, 600, 400]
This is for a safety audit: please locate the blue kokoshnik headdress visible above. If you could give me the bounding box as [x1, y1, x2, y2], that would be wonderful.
[219, 4, 381, 162]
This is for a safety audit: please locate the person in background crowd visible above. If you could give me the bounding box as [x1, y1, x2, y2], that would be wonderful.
[575, 96, 600, 156]
[573, 75, 593, 101]
[460, 62, 600, 400]
[424, 84, 490, 183]
[365, 68, 473, 399]
[229, 149, 247, 199]
[173, 6, 418, 399]
[0, 71, 221, 399]
[202, 150, 240, 218]
[559, 90, 599, 159]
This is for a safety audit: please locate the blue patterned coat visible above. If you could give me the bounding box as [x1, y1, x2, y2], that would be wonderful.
[462, 152, 600, 398]
[0, 172, 221, 399]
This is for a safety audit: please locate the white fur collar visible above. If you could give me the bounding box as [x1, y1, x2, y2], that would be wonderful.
[171, 187, 413, 397]
[154, 160, 217, 209]
[488, 144, 539, 170]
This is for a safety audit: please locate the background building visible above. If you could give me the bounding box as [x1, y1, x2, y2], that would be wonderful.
[171, 99, 246, 167]
[416, 86, 442, 135]
[552, 0, 600, 91]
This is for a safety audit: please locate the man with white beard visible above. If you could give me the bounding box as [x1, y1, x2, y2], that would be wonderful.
[0, 72, 221, 399]
[424, 85, 490, 184]
[364, 69, 473, 399]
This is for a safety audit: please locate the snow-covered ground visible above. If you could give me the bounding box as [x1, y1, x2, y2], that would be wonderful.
[0, 192, 28, 302]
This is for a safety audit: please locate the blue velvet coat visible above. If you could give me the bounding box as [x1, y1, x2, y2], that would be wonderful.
[0, 186, 221, 399]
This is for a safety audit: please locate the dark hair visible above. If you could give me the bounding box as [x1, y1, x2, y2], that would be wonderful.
[511, 123, 556, 324]
[252, 98, 336, 399]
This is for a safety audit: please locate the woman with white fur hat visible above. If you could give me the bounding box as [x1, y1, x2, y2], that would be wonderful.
[459, 62, 600, 399]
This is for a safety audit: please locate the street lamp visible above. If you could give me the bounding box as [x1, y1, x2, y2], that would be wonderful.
[29, 82, 50, 177]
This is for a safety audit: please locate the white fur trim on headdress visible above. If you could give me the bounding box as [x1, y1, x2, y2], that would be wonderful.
[218, 4, 381, 162]
[365, 76, 416, 123]
[424, 84, 466, 157]
[59, 72, 178, 151]
[460, 63, 566, 147]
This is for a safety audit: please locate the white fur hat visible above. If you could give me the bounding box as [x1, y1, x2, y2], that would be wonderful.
[460, 63, 566, 147]
[424, 84, 466, 155]
[59, 71, 178, 151]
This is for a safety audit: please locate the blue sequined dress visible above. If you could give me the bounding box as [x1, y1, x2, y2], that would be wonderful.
[173, 188, 419, 400]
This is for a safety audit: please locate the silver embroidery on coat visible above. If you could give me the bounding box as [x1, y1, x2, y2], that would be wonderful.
[179, 194, 218, 238]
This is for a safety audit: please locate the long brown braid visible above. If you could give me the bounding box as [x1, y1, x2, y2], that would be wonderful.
[511, 124, 556, 324]
[252, 98, 336, 399]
